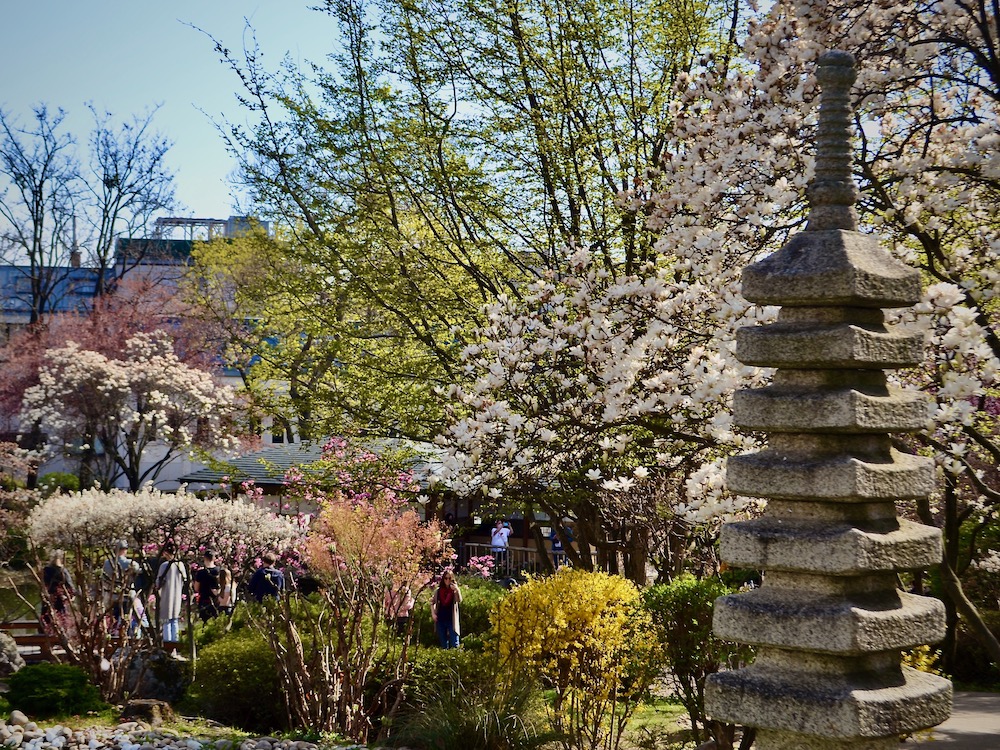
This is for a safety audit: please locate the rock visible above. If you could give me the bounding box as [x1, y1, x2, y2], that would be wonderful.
[213, 741, 233, 750]
[0, 634, 24, 679]
[7, 715, 26, 730]
[120, 700, 174, 728]
[124, 652, 191, 705]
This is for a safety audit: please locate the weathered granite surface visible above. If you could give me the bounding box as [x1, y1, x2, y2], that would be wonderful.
[704, 50, 952, 749]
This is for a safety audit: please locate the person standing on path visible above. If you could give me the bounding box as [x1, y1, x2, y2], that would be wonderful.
[490, 520, 512, 575]
[154, 541, 187, 656]
[192, 549, 222, 621]
[431, 570, 462, 649]
[247, 552, 285, 601]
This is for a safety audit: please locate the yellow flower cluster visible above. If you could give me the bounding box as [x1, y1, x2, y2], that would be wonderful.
[491, 568, 659, 749]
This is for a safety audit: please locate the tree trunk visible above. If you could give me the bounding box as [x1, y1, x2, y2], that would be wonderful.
[623, 527, 649, 586]
[938, 555, 1000, 667]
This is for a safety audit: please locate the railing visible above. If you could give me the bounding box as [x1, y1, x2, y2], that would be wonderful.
[0, 620, 54, 661]
[457, 542, 548, 579]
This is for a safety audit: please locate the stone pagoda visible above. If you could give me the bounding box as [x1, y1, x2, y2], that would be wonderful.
[705, 51, 953, 749]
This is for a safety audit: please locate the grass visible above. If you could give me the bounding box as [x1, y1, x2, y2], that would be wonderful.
[622, 698, 696, 750]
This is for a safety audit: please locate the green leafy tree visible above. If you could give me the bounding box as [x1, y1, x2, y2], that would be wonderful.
[203, 0, 740, 441]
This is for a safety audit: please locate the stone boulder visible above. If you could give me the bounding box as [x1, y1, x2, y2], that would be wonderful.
[120, 698, 175, 726]
[0, 632, 25, 677]
[124, 650, 191, 703]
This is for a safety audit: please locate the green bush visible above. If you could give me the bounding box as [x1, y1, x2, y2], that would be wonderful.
[406, 647, 496, 709]
[391, 648, 547, 750]
[642, 575, 754, 745]
[37, 472, 80, 497]
[7, 663, 107, 717]
[183, 630, 286, 732]
[193, 600, 253, 648]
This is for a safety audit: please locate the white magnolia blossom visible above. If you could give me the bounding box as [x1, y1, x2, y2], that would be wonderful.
[439, 0, 999, 545]
[437, 245, 771, 528]
[20, 331, 241, 490]
[643, 0, 1000, 543]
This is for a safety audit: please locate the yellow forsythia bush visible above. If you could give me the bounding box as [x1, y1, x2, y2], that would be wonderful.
[491, 568, 661, 750]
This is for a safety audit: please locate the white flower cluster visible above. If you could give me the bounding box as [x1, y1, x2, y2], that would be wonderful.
[19, 331, 241, 488]
[652, 0, 1000, 533]
[437, 244, 769, 526]
[29, 485, 298, 570]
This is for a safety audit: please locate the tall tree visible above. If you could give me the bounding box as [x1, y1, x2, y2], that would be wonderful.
[209, 0, 741, 439]
[0, 105, 175, 323]
[0, 106, 78, 325]
[640, 0, 1000, 669]
[83, 105, 175, 293]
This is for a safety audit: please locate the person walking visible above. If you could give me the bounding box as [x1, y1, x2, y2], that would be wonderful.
[430, 570, 462, 649]
[216, 567, 235, 615]
[193, 549, 223, 621]
[102, 539, 138, 629]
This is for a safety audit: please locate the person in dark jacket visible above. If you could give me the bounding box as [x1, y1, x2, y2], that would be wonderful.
[247, 552, 285, 601]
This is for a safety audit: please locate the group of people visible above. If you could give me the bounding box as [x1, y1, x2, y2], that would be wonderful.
[42, 540, 287, 658]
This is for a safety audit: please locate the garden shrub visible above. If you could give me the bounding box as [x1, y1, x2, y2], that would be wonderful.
[642, 574, 754, 747]
[391, 647, 548, 750]
[37, 472, 80, 497]
[493, 569, 661, 750]
[183, 630, 285, 732]
[7, 663, 106, 717]
[193, 600, 253, 648]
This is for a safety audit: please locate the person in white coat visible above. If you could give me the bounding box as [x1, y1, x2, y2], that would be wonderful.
[154, 541, 187, 654]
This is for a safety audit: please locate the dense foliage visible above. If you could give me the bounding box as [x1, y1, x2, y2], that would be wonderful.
[7, 663, 107, 718]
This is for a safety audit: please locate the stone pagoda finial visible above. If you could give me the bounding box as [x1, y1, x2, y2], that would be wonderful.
[704, 51, 952, 749]
[807, 50, 859, 232]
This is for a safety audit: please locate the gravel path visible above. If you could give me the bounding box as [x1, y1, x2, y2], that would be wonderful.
[0, 711, 342, 750]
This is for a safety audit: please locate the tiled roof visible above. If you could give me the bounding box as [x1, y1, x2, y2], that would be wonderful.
[178, 438, 444, 490]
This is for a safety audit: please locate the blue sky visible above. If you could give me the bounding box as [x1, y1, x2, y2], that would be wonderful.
[1, 1, 336, 219]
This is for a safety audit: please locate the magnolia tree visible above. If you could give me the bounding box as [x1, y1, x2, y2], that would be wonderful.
[253, 438, 452, 740]
[633, 0, 1000, 665]
[20, 330, 241, 490]
[0, 275, 224, 439]
[437, 247, 771, 582]
[26, 486, 299, 699]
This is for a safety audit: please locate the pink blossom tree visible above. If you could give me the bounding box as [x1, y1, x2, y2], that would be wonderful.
[19, 330, 241, 490]
[253, 438, 452, 741]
